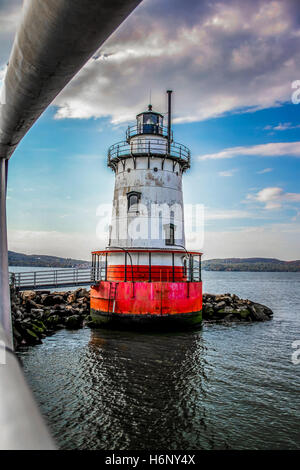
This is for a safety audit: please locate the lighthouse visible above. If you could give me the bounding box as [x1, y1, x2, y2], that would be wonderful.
[90, 91, 202, 328]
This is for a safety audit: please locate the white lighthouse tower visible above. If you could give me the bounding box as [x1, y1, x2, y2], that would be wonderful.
[91, 91, 202, 328]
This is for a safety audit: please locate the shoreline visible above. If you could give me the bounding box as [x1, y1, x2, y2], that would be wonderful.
[10, 287, 273, 349]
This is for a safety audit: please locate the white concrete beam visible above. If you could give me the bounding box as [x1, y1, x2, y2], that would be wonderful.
[0, 0, 142, 160]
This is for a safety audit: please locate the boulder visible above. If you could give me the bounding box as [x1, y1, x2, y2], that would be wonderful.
[67, 292, 77, 303]
[52, 295, 65, 304]
[30, 308, 45, 318]
[237, 308, 251, 320]
[65, 315, 82, 329]
[25, 299, 41, 312]
[24, 328, 42, 345]
[45, 314, 61, 328]
[250, 303, 272, 321]
[30, 319, 47, 336]
[77, 288, 90, 299]
[41, 294, 58, 306]
[223, 314, 236, 321]
[215, 301, 226, 311]
[21, 290, 36, 301]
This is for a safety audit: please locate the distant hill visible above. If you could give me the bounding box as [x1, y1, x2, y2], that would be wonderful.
[8, 251, 91, 268]
[8, 251, 300, 272]
[202, 258, 300, 272]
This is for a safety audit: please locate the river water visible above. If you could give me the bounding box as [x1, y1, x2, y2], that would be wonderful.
[17, 271, 300, 450]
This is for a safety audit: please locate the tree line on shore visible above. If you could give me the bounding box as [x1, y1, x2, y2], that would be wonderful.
[8, 251, 300, 272]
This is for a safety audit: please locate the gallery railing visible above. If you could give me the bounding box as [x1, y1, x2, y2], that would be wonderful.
[107, 138, 191, 169]
[91, 249, 202, 283]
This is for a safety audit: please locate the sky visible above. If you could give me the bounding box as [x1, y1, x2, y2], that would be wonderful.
[1, 0, 300, 261]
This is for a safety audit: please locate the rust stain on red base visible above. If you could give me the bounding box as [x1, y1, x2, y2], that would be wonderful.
[90, 281, 202, 316]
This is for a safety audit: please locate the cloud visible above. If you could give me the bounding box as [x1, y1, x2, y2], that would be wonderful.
[0, 0, 22, 68]
[51, 0, 300, 124]
[264, 122, 300, 131]
[205, 209, 253, 220]
[247, 186, 300, 209]
[218, 169, 238, 177]
[198, 141, 300, 160]
[257, 168, 273, 174]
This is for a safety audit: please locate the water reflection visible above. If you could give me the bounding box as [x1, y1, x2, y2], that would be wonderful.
[83, 328, 211, 450]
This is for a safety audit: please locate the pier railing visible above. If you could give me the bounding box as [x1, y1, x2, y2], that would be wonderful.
[10, 267, 93, 291]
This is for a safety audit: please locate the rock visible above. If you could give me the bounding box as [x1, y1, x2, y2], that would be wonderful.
[216, 307, 235, 318]
[250, 303, 272, 321]
[24, 328, 42, 345]
[30, 319, 47, 336]
[237, 308, 251, 320]
[13, 327, 23, 348]
[41, 295, 57, 306]
[15, 309, 24, 320]
[223, 314, 236, 321]
[223, 306, 235, 314]
[21, 290, 36, 301]
[221, 295, 232, 303]
[202, 292, 273, 324]
[45, 314, 61, 328]
[67, 292, 77, 304]
[215, 301, 226, 311]
[52, 295, 65, 304]
[65, 315, 82, 329]
[202, 303, 215, 319]
[30, 308, 45, 318]
[25, 299, 41, 311]
[77, 288, 90, 299]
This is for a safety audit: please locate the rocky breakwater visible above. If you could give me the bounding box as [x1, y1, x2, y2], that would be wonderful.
[202, 293, 273, 322]
[11, 287, 92, 348]
[10, 288, 274, 349]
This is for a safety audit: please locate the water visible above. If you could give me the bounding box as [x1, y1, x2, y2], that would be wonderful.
[17, 271, 300, 450]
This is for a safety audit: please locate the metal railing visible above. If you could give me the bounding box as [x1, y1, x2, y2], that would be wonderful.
[92, 249, 202, 283]
[10, 267, 93, 291]
[107, 138, 191, 170]
[126, 124, 172, 140]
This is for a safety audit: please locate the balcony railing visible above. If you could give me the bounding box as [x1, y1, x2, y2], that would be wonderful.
[126, 124, 172, 140]
[107, 138, 191, 170]
[91, 249, 202, 283]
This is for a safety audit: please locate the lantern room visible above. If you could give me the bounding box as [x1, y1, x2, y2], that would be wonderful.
[126, 104, 171, 141]
[137, 105, 164, 135]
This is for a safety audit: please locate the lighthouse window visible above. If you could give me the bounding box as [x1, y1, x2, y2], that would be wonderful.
[143, 113, 159, 134]
[127, 191, 141, 211]
[144, 113, 158, 125]
[164, 223, 175, 246]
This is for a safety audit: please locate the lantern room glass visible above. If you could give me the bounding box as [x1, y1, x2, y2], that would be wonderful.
[137, 112, 163, 135]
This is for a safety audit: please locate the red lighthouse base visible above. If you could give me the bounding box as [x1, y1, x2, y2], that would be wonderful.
[90, 280, 202, 329]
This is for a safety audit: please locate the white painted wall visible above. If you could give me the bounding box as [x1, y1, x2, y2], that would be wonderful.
[109, 155, 186, 251]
